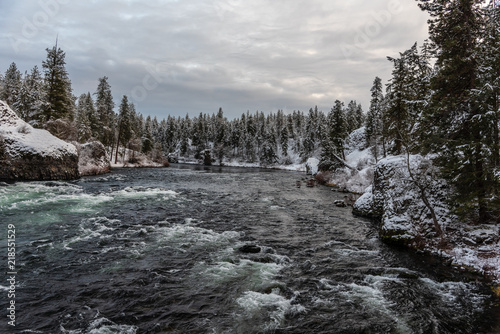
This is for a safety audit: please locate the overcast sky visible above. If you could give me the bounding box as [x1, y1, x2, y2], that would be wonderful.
[0, 0, 429, 120]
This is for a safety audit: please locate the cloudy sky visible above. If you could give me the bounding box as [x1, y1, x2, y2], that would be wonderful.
[0, 0, 429, 120]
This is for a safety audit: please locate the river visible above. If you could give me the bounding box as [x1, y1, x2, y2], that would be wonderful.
[0, 164, 499, 333]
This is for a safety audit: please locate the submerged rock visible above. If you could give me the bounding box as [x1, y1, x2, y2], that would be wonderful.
[238, 244, 262, 254]
[334, 200, 347, 207]
[0, 100, 79, 181]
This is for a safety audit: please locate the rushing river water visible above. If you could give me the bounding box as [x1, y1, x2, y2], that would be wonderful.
[1, 165, 499, 333]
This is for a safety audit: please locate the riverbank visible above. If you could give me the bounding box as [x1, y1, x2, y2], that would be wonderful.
[343, 152, 500, 285]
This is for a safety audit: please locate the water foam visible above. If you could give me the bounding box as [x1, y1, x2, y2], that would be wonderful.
[200, 259, 284, 291]
[235, 289, 305, 331]
[62, 317, 138, 334]
[63, 217, 119, 250]
[156, 224, 240, 253]
[111, 187, 178, 200]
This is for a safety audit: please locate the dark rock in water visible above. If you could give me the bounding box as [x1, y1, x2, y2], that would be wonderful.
[334, 200, 347, 207]
[0, 100, 79, 181]
[306, 179, 316, 187]
[238, 244, 261, 253]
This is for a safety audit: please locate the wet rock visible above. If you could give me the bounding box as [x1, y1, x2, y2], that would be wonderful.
[334, 200, 347, 207]
[0, 100, 79, 181]
[238, 244, 261, 254]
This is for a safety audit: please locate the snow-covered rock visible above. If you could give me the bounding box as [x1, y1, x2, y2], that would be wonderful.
[305, 157, 319, 175]
[352, 185, 377, 217]
[353, 153, 500, 282]
[354, 154, 452, 246]
[77, 141, 111, 176]
[0, 100, 79, 181]
[345, 126, 367, 153]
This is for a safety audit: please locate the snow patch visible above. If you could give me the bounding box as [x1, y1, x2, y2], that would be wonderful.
[0, 100, 77, 159]
[306, 157, 319, 175]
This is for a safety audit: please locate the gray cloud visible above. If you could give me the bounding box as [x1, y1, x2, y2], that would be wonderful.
[0, 0, 429, 119]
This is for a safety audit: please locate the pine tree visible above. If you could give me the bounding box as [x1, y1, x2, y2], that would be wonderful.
[302, 107, 319, 158]
[76, 93, 93, 142]
[142, 115, 154, 154]
[245, 112, 257, 162]
[345, 100, 364, 133]
[320, 100, 347, 171]
[0, 62, 22, 112]
[477, 1, 500, 168]
[179, 114, 191, 156]
[115, 95, 132, 163]
[385, 43, 430, 154]
[94, 76, 115, 147]
[16, 66, 46, 124]
[417, 0, 497, 222]
[229, 119, 241, 157]
[214, 107, 227, 163]
[260, 130, 278, 165]
[42, 42, 74, 122]
[365, 76, 385, 161]
[355, 103, 365, 130]
[280, 125, 289, 157]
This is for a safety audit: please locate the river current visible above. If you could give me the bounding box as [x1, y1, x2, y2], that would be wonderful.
[0, 165, 499, 333]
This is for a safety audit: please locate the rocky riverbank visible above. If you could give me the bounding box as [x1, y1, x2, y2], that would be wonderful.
[0, 100, 79, 181]
[352, 154, 500, 284]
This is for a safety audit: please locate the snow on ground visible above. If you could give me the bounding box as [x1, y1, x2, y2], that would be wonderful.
[324, 127, 375, 193]
[348, 149, 500, 283]
[77, 141, 111, 176]
[0, 100, 77, 159]
[110, 147, 165, 168]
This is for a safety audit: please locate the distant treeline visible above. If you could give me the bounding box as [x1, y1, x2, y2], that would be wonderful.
[1, 1, 499, 223]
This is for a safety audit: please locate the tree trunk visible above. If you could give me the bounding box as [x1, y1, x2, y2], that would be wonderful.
[475, 142, 489, 223]
[114, 125, 121, 164]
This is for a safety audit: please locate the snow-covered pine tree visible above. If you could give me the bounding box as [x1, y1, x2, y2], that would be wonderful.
[228, 119, 241, 158]
[417, 0, 498, 223]
[0, 62, 22, 113]
[191, 113, 206, 158]
[76, 93, 93, 142]
[280, 125, 289, 158]
[164, 115, 178, 153]
[302, 107, 319, 159]
[365, 76, 385, 162]
[385, 43, 431, 154]
[477, 0, 500, 169]
[94, 76, 115, 148]
[115, 95, 132, 163]
[42, 42, 74, 123]
[245, 112, 257, 162]
[214, 107, 227, 164]
[179, 114, 191, 156]
[320, 100, 347, 171]
[142, 115, 154, 154]
[16, 66, 46, 125]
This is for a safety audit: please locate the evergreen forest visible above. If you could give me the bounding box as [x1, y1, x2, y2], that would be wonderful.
[1, 0, 499, 224]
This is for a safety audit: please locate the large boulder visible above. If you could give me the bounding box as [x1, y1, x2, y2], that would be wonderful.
[0, 100, 79, 181]
[77, 141, 111, 176]
[353, 154, 451, 247]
